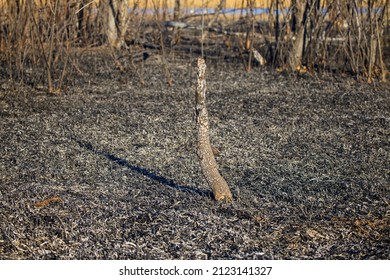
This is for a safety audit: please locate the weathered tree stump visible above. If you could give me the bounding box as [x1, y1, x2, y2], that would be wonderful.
[195, 58, 233, 202]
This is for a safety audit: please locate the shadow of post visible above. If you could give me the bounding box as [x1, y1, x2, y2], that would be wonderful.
[69, 136, 213, 198]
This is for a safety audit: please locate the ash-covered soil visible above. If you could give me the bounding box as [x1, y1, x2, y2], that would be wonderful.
[0, 52, 389, 259]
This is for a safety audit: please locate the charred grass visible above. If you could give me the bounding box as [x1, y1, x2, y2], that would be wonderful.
[0, 52, 389, 259]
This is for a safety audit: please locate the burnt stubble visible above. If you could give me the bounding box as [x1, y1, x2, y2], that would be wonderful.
[0, 54, 389, 259]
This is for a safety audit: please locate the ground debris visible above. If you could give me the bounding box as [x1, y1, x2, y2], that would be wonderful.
[0, 56, 389, 259]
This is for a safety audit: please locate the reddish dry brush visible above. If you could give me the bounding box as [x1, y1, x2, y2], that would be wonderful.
[34, 196, 64, 208]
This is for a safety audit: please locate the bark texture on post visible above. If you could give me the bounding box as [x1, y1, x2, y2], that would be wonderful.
[195, 58, 233, 202]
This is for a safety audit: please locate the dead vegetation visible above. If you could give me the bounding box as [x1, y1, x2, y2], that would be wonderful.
[0, 1, 389, 260]
[1, 53, 389, 259]
[0, 0, 389, 90]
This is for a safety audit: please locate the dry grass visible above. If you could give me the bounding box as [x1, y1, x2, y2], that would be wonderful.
[129, 0, 282, 8]
[0, 0, 278, 8]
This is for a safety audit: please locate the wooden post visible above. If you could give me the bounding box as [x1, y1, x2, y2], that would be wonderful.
[195, 58, 233, 202]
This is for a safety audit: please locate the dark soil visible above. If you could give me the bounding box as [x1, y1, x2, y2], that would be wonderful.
[0, 50, 389, 259]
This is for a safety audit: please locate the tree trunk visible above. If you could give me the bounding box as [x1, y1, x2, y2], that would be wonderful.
[288, 0, 306, 70]
[77, 0, 86, 42]
[195, 58, 233, 202]
[367, 31, 378, 83]
[174, 0, 181, 21]
[104, 0, 129, 49]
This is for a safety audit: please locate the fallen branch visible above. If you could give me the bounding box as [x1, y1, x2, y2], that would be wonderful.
[166, 20, 346, 44]
[166, 20, 262, 38]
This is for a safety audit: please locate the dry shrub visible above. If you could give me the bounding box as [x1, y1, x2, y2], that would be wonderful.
[0, 0, 389, 85]
[270, 0, 388, 81]
[0, 0, 104, 92]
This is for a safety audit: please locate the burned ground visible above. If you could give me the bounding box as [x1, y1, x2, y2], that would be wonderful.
[0, 52, 389, 259]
